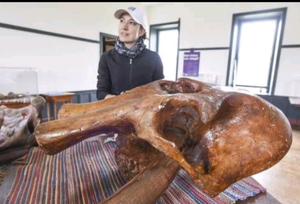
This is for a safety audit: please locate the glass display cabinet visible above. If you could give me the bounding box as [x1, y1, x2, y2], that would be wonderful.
[0, 67, 39, 109]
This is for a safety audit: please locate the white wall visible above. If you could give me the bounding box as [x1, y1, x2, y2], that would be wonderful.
[147, 3, 300, 95]
[0, 2, 148, 41]
[147, 3, 300, 47]
[0, 27, 99, 94]
[0, 3, 148, 94]
[275, 48, 300, 97]
[0, 3, 299, 96]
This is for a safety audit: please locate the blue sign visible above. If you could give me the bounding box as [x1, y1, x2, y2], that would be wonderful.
[183, 49, 200, 76]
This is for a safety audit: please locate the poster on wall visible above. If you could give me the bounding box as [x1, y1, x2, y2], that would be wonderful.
[183, 49, 200, 76]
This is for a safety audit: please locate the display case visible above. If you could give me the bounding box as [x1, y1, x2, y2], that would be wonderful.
[0, 67, 39, 108]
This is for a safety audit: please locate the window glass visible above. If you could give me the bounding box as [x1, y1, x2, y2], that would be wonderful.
[236, 20, 277, 87]
[158, 29, 179, 81]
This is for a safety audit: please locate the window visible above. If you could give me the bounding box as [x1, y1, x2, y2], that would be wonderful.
[149, 20, 180, 81]
[227, 8, 287, 95]
[158, 29, 179, 81]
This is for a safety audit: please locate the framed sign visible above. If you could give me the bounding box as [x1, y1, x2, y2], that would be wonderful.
[183, 49, 200, 76]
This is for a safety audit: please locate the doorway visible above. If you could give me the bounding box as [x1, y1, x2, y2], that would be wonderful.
[99, 32, 117, 55]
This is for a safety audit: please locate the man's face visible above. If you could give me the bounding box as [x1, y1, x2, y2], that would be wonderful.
[118, 13, 145, 48]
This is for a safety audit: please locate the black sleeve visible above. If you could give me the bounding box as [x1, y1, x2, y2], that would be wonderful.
[96, 54, 111, 100]
[152, 53, 165, 81]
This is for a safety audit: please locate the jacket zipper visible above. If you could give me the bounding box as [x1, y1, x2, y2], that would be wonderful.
[129, 58, 133, 89]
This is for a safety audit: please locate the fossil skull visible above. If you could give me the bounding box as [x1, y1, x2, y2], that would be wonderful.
[34, 78, 292, 203]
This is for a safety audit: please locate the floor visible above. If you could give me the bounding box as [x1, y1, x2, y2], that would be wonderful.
[252, 129, 300, 204]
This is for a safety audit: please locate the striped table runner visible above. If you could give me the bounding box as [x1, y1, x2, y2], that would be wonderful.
[3, 140, 266, 204]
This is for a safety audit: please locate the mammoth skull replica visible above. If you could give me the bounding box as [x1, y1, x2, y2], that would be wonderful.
[35, 78, 292, 204]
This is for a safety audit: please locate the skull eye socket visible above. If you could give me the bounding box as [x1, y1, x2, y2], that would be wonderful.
[155, 100, 201, 152]
[159, 79, 204, 94]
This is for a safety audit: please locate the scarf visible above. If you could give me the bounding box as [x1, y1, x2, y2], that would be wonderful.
[115, 37, 146, 59]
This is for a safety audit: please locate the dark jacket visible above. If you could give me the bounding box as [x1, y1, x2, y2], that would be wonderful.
[96, 48, 164, 100]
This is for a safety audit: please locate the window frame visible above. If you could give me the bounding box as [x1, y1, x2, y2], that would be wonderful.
[149, 19, 180, 80]
[226, 7, 287, 95]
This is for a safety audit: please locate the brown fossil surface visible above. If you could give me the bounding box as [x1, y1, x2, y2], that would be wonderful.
[34, 78, 292, 203]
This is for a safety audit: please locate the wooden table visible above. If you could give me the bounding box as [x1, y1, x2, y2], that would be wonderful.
[41, 93, 75, 121]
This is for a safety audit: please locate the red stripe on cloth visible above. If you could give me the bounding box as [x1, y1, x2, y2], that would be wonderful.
[6, 153, 29, 203]
[89, 142, 106, 200]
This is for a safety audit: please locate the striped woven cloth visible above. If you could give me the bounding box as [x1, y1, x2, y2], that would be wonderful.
[3, 140, 266, 204]
[0, 164, 10, 186]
